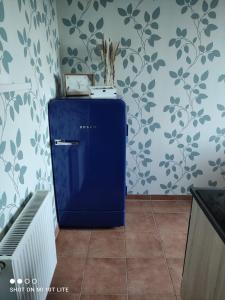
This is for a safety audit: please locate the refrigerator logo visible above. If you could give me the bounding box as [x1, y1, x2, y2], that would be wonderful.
[80, 125, 97, 129]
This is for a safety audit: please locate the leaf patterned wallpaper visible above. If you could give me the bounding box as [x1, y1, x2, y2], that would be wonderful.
[1, 0, 225, 234]
[57, 0, 225, 195]
[0, 0, 60, 233]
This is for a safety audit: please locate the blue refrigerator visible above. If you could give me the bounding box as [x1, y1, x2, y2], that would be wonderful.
[48, 98, 127, 228]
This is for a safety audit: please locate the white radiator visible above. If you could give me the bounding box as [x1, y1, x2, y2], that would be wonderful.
[0, 191, 57, 300]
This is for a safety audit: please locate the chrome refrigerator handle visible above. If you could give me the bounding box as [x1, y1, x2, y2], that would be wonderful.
[54, 139, 79, 146]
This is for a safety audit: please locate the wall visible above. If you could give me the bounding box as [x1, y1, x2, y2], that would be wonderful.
[57, 0, 225, 195]
[0, 0, 60, 233]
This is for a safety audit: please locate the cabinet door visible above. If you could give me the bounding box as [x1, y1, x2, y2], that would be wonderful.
[181, 200, 225, 300]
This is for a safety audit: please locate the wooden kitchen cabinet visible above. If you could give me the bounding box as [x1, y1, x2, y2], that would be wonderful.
[181, 188, 225, 300]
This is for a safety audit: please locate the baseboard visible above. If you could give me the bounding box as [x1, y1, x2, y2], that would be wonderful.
[127, 194, 151, 200]
[127, 194, 192, 201]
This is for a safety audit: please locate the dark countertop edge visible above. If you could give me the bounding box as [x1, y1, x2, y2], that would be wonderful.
[190, 187, 225, 244]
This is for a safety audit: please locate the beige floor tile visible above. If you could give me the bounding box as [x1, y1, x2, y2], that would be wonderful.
[127, 258, 174, 295]
[89, 231, 126, 258]
[82, 258, 127, 295]
[126, 232, 163, 258]
[56, 229, 91, 257]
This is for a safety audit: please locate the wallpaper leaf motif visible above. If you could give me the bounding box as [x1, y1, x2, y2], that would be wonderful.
[61, 0, 106, 80]
[0, 89, 27, 222]
[208, 102, 225, 185]
[60, 0, 166, 194]
[0, 0, 59, 232]
[218, 74, 225, 82]
[116, 2, 165, 193]
[160, 0, 220, 194]
[0, 0, 13, 74]
[57, 0, 225, 195]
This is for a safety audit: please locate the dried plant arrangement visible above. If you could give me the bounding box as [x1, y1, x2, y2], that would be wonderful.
[101, 38, 120, 86]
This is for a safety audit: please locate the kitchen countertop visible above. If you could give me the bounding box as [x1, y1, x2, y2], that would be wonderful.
[190, 187, 225, 244]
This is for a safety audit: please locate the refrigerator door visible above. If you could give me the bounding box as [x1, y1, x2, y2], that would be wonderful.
[48, 98, 126, 227]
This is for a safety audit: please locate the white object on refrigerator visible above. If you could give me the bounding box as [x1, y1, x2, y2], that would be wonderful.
[89, 86, 117, 98]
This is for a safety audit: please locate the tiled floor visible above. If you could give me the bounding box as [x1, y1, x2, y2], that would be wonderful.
[47, 199, 191, 300]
